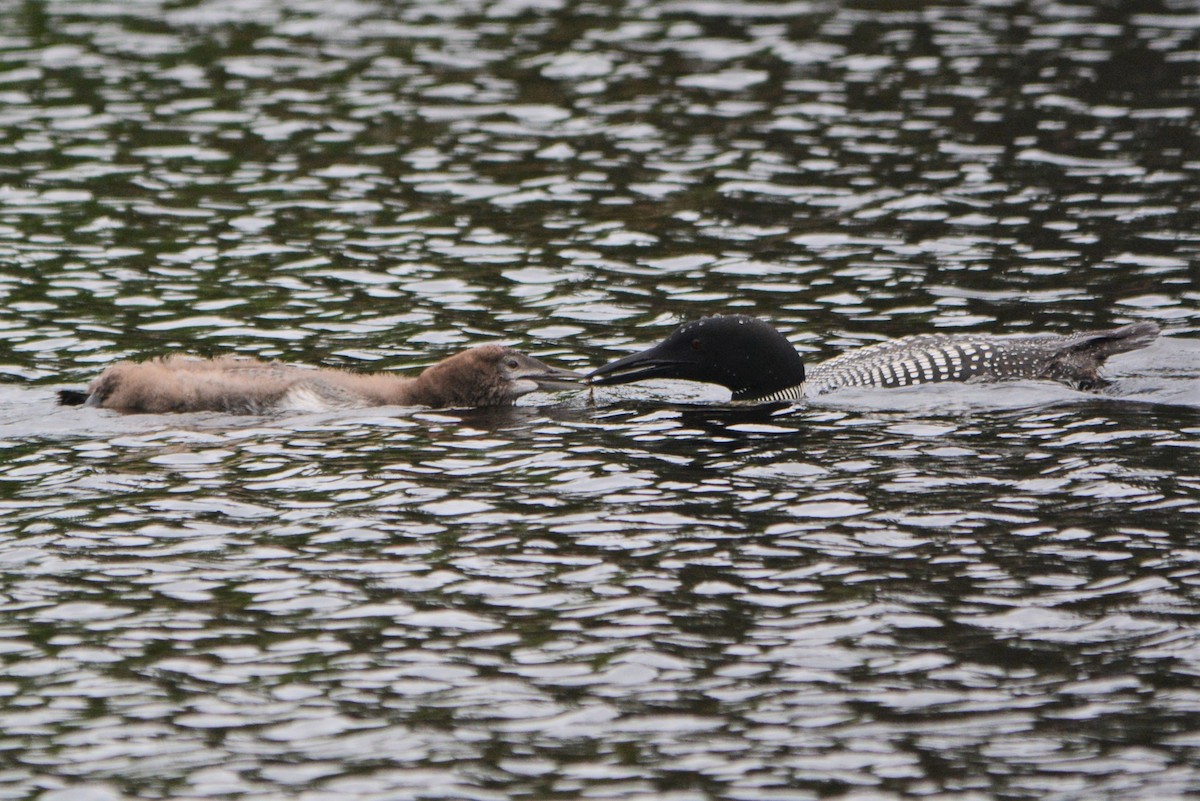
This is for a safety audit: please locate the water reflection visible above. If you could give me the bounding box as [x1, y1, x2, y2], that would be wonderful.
[3, 377, 1200, 798]
[1, 0, 1199, 798]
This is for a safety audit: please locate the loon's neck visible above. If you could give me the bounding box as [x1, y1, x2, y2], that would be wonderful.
[742, 382, 807, 403]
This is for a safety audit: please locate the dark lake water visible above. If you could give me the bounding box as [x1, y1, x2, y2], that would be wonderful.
[2, 0, 1199, 798]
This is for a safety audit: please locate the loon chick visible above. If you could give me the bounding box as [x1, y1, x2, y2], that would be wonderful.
[589, 315, 1160, 401]
[59, 345, 582, 414]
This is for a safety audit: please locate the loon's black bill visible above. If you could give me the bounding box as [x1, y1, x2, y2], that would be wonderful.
[58, 389, 93, 406]
[588, 348, 684, 386]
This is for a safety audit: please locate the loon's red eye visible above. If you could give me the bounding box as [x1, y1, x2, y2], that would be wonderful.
[691, 338, 702, 351]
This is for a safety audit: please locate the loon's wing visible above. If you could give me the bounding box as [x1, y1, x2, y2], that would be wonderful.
[806, 322, 1159, 395]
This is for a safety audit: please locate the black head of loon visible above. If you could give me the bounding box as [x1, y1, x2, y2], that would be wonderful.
[588, 315, 806, 401]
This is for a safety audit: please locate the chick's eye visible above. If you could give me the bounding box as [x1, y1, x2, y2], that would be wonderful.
[505, 359, 519, 369]
[691, 338, 702, 351]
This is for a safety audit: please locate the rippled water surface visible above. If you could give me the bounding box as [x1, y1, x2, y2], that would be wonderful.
[2, 0, 1199, 798]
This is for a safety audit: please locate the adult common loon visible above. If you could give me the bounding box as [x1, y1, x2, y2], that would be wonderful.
[59, 346, 582, 414]
[589, 315, 1160, 402]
